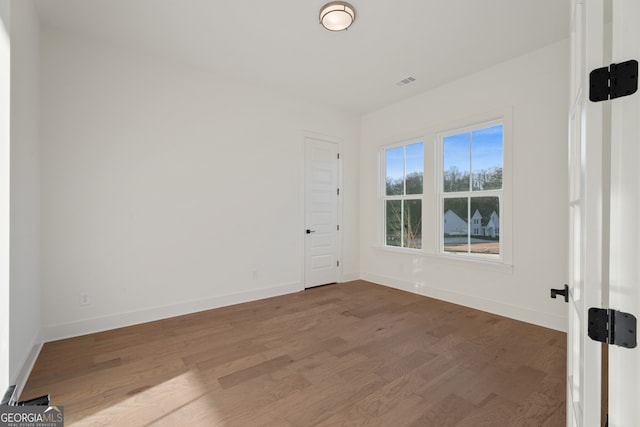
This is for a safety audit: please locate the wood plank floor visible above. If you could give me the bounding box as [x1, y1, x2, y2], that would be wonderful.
[21, 280, 566, 426]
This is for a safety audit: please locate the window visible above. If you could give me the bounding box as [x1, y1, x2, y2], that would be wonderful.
[440, 122, 503, 259]
[378, 111, 511, 265]
[383, 141, 423, 249]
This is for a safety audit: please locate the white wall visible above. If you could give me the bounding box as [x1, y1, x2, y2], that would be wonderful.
[40, 27, 360, 340]
[360, 40, 569, 331]
[0, 0, 11, 393]
[9, 0, 41, 391]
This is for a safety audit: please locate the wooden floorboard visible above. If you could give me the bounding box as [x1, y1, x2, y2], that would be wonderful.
[21, 280, 566, 426]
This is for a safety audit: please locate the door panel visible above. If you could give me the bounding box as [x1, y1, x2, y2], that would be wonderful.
[608, 0, 640, 425]
[305, 138, 338, 288]
[569, 0, 640, 425]
[568, 1, 605, 425]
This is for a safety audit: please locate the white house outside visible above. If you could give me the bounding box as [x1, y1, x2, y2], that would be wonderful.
[445, 209, 500, 237]
[443, 209, 468, 235]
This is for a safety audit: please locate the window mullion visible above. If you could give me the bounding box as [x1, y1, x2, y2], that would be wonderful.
[400, 199, 405, 248]
[403, 145, 407, 196]
[442, 191, 473, 199]
[443, 190, 501, 199]
[467, 196, 471, 254]
[469, 129, 473, 192]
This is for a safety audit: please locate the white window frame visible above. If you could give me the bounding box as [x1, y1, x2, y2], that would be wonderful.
[377, 108, 512, 266]
[436, 114, 512, 264]
[380, 138, 424, 251]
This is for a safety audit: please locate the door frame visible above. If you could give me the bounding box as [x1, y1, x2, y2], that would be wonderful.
[299, 131, 343, 289]
[608, 0, 640, 424]
[0, 0, 10, 393]
[568, 1, 640, 425]
[567, 0, 606, 425]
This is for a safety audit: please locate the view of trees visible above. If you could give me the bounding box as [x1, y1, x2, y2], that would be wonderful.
[386, 199, 422, 249]
[384, 123, 503, 254]
[441, 125, 502, 256]
[386, 172, 423, 195]
[472, 167, 502, 191]
[386, 170, 423, 249]
[385, 141, 424, 249]
[443, 166, 502, 192]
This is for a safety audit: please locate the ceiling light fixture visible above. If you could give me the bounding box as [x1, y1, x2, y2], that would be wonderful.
[319, 1, 356, 32]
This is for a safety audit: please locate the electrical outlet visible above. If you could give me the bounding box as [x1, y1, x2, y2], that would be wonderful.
[79, 293, 90, 306]
[252, 270, 258, 280]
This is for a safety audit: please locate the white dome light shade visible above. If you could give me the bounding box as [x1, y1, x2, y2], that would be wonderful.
[320, 2, 356, 31]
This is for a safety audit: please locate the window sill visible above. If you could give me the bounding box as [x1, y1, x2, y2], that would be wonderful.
[374, 245, 425, 255]
[373, 245, 514, 274]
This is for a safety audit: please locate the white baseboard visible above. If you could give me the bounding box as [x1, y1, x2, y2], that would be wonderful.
[11, 331, 44, 400]
[340, 272, 360, 282]
[361, 272, 567, 332]
[43, 282, 303, 342]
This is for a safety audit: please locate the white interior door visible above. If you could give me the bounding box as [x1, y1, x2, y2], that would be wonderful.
[569, 1, 640, 426]
[608, 0, 640, 425]
[567, 1, 605, 426]
[304, 138, 339, 288]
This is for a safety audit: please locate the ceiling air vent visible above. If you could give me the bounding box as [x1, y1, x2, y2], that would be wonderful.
[396, 76, 416, 87]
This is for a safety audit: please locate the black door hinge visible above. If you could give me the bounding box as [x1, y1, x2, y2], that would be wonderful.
[1, 385, 50, 406]
[1, 385, 16, 406]
[588, 308, 637, 349]
[589, 59, 638, 102]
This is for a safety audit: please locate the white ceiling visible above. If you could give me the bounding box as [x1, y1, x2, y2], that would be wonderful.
[34, 0, 570, 114]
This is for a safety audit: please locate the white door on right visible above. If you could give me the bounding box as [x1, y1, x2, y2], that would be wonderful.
[567, 0, 605, 426]
[568, 0, 640, 426]
[607, 0, 640, 425]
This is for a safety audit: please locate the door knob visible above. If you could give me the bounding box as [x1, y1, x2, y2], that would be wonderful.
[306, 229, 316, 234]
[550, 284, 569, 303]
